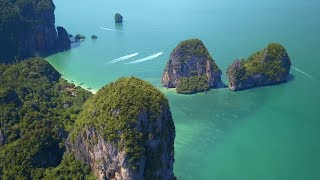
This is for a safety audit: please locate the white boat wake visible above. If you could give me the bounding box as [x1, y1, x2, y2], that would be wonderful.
[100, 27, 119, 32]
[127, 52, 163, 64]
[107, 53, 139, 64]
[291, 66, 313, 79]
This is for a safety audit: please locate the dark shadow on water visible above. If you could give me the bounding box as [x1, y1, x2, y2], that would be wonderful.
[71, 41, 80, 49]
[69, 36, 81, 49]
[215, 81, 228, 89]
[115, 23, 124, 31]
[287, 73, 295, 82]
[37, 36, 81, 59]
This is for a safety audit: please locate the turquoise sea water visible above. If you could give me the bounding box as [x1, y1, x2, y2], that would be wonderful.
[48, 0, 320, 179]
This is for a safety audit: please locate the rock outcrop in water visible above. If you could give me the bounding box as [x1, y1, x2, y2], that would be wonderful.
[0, 0, 71, 63]
[56, 26, 71, 51]
[75, 34, 86, 41]
[67, 77, 176, 180]
[161, 39, 223, 94]
[115, 13, 123, 23]
[227, 43, 291, 90]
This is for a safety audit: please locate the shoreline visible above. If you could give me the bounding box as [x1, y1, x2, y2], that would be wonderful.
[61, 75, 98, 94]
[61, 74, 230, 96]
[160, 86, 230, 95]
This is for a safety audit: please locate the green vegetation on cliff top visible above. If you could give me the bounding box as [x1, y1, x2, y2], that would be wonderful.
[0, 58, 92, 178]
[1, 0, 55, 25]
[174, 39, 221, 73]
[229, 43, 290, 81]
[72, 77, 171, 169]
[245, 43, 288, 79]
[175, 39, 210, 61]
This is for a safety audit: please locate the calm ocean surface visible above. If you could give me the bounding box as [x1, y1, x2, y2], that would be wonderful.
[48, 0, 320, 179]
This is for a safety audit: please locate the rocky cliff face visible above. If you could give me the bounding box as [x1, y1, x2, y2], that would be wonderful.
[67, 77, 175, 180]
[114, 13, 123, 23]
[161, 39, 223, 94]
[56, 26, 71, 51]
[0, 0, 71, 63]
[227, 43, 291, 90]
[24, 9, 57, 56]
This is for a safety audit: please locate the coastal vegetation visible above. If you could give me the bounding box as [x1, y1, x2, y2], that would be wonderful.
[243, 43, 288, 79]
[174, 39, 211, 62]
[43, 153, 95, 179]
[71, 77, 173, 165]
[227, 43, 291, 90]
[0, 58, 176, 179]
[0, 58, 92, 178]
[66, 77, 175, 179]
[176, 75, 210, 94]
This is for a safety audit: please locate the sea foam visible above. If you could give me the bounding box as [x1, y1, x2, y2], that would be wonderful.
[127, 52, 163, 64]
[292, 66, 313, 79]
[100, 27, 119, 32]
[108, 53, 139, 64]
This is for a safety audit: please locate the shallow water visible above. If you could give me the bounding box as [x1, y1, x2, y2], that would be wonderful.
[48, 0, 320, 179]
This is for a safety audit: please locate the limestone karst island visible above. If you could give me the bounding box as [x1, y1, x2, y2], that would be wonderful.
[161, 39, 224, 94]
[1, 0, 319, 179]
